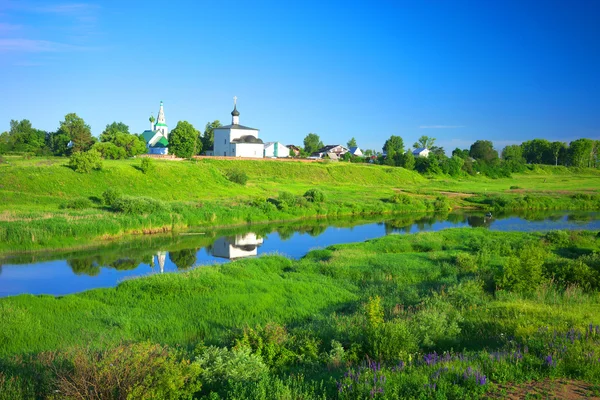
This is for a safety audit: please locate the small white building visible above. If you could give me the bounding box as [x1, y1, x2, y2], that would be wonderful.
[264, 142, 290, 158]
[349, 146, 363, 156]
[210, 233, 264, 259]
[310, 145, 349, 159]
[213, 98, 263, 158]
[141, 101, 169, 155]
[412, 147, 430, 158]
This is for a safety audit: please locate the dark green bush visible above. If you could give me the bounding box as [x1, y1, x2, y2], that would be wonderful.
[544, 230, 570, 246]
[59, 197, 93, 210]
[102, 188, 122, 207]
[303, 188, 325, 203]
[68, 150, 103, 173]
[226, 169, 249, 185]
[111, 196, 169, 214]
[140, 157, 155, 174]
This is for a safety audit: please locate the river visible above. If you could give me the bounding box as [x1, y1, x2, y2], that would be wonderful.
[0, 210, 598, 297]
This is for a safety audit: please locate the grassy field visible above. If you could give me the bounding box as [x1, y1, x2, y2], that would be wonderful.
[1, 228, 600, 398]
[1, 156, 599, 253]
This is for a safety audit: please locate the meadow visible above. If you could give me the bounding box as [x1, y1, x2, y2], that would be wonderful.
[1, 228, 600, 398]
[1, 156, 599, 254]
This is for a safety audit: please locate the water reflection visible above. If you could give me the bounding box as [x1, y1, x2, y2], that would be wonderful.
[0, 210, 599, 296]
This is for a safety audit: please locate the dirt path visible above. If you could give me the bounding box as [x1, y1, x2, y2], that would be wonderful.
[489, 379, 599, 399]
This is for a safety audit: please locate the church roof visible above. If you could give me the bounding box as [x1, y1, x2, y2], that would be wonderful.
[141, 130, 157, 143]
[151, 137, 169, 148]
[231, 135, 263, 144]
[215, 124, 259, 131]
[231, 105, 240, 116]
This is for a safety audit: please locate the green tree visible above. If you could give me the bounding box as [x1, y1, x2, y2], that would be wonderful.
[58, 113, 95, 154]
[92, 142, 127, 159]
[382, 135, 404, 154]
[169, 249, 197, 270]
[568, 138, 595, 167]
[202, 120, 221, 152]
[68, 149, 103, 173]
[549, 141, 567, 166]
[400, 151, 415, 170]
[446, 155, 464, 177]
[413, 135, 436, 150]
[452, 148, 470, 159]
[169, 121, 201, 158]
[100, 122, 130, 142]
[303, 133, 323, 154]
[469, 140, 498, 163]
[384, 148, 396, 166]
[501, 144, 524, 163]
[113, 132, 147, 157]
[347, 137, 357, 148]
[521, 139, 552, 164]
[5, 119, 47, 153]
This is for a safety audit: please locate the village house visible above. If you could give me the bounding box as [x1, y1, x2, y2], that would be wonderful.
[286, 144, 301, 156]
[412, 148, 430, 157]
[310, 144, 349, 159]
[349, 146, 363, 156]
[264, 142, 290, 158]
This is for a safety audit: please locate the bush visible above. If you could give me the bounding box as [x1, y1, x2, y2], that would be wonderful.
[68, 150, 103, 173]
[545, 230, 570, 247]
[111, 196, 169, 214]
[92, 142, 127, 160]
[54, 342, 201, 400]
[140, 157, 155, 174]
[102, 188, 122, 207]
[59, 197, 93, 210]
[303, 188, 325, 203]
[498, 243, 548, 292]
[434, 195, 451, 211]
[226, 169, 248, 185]
[195, 346, 268, 386]
[509, 185, 522, 190]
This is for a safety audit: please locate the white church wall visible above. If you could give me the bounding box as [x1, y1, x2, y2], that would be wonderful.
[234, 143, 263, 158]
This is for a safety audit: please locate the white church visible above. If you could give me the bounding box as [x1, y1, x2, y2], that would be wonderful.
[141, 101, 169, 155]
[213, 98, 265, 158]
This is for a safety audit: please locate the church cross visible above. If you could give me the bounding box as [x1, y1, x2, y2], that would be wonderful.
[233, 96, 237, 105]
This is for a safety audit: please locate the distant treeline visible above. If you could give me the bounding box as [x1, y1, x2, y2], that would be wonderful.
[2, 116, 599, 179]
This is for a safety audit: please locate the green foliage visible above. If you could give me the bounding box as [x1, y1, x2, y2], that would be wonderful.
[111, 196, 169, 214]
[226, 169, 249, 185]
[202, 120, 221, 152]
[347, 137, 357, 148]
[59, 113, 95, 154]
[93, 141, 127, 159]
[498, 242, 548, 292]
[469, 140, 498, 163]
[365, 296, 384, 329]
[53, 342, 201, 400]
[68, 149, 103, 173]
[140, 157, 155, 174]
[59, 197, 93, 210]
[303, 188, 325, 203]
[195, 346, 268, 386]
[382, 135, 404, 154]
[100, 121, 130, 142]
[170, 121, 201, 158]
[303, 133, 323, 154]
[102, 188, 122, 207]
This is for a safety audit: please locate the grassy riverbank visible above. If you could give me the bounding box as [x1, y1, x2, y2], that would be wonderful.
[1, 228, 600, 398]
[1, 156, 599, 253]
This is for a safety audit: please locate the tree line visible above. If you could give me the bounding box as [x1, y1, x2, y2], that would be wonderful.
[2, 116, 598, 177]
[0, 114, 223, 159]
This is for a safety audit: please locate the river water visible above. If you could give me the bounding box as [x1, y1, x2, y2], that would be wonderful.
[0, 210, 599, 297]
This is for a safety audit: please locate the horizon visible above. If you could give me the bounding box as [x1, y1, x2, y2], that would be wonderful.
[1, 0, 599, 153]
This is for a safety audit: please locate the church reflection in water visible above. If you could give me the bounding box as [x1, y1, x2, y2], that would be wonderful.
[151, 251, 167, 273]
[209, 233, 264, 260]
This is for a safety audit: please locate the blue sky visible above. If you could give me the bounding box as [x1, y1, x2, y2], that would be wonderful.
[1, 0, 598, 152]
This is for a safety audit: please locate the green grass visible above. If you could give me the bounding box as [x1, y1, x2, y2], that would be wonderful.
[1, 228, 600, 398]
[1, 156, 599, 254]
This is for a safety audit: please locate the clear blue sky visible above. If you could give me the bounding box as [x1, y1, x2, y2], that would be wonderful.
[1, 0, 599, 152]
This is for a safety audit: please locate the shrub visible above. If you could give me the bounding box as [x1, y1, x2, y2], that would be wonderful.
[140, 157, 155, 174]
[68, 150, 103, 173]
[53, 342, 201, 400]
[304, 188, 325, 203]
[368, 320, 419, 361]
[111, 196, 169, 214]
[509, 185, 521, 190]
[92, 142, 127, 160]
[195, 346, 268, 386]
[102, 188, 122, 207]
[434, 195, 451, 211]
[59, 197, 93, 210]
[389, 193, 413, 205]
[498, 243, 548, 292]
[226, 169, 248, 185]
[545, 230, 570, 247]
